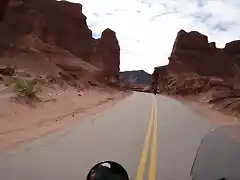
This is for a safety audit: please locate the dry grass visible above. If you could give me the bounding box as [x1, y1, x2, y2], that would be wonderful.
[3, 76, 41, 99]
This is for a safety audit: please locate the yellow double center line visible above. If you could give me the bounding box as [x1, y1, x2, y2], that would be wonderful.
[136, 95, 158, 180]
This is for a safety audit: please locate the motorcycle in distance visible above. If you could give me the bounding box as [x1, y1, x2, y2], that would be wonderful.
[153, 85, 157, 95]
[86, 124, 240, 180]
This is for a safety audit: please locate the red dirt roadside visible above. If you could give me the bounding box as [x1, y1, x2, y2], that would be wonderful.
[176, 96, 239, 127]
[0, 86, 131, 151]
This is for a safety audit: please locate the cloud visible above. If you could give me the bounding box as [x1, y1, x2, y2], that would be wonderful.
[197, 0, 204, 7]
[67, 0, 240, 73]
[214, 22, 229, 32]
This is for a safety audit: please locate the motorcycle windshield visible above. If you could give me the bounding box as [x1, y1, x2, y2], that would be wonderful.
[190, 125, 240, 180]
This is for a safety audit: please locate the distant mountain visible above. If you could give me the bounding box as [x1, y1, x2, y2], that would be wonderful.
[119, 70, 152, 85]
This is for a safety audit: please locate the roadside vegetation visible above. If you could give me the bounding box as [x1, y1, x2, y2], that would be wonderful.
[4, 76, 41, 100]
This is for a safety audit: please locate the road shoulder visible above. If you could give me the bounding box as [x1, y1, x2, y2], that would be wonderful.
[0, 87, 132, 151]
[174, 96, 239, 127]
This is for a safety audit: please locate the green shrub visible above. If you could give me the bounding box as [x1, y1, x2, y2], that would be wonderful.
[4, 77, 41, 99]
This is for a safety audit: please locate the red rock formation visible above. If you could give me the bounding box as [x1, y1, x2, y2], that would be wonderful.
[224, 40, 240, 66]
[153, 29, 240, 93]
[225, 40, 240, 55]
[168, 29, 235, 79]
[153, 30, 240, 117]
[171, 30, 209, 53]
[0, 0, 93, 59]
[0, 0, 9, 22]
[0, 0, 120, 79]
[89, 28, 120, 79]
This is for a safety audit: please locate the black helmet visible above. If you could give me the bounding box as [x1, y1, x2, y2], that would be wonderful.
[87, 161, 129, 180]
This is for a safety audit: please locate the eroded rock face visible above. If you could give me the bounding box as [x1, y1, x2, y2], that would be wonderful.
[171, 30, 209, 54]
[0, 0, 120, 79]
[153, 29, 240, 94]
[168, 29, 236, 78]
[153, 30, 240, 117]
[0, 0, 9, 22]
[0, 0, 93, 60]
[225, 40, 240, 55]
[89, 28, 120, 79]
[224, 40, 240, 66]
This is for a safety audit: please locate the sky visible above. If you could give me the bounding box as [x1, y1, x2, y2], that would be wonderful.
[68, 0, 240, 73]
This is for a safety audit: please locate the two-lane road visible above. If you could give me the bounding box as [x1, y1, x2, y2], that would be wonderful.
[0, 93, 215, 180]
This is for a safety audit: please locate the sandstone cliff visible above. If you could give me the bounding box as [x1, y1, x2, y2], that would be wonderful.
[0, 0, 9, 22]
[153, 29, 240, 117]
[0, 0, 120, 80]
[89, 28, 120, 81]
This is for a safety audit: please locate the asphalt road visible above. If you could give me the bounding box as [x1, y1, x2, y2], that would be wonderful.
[0, 92, 216, 180]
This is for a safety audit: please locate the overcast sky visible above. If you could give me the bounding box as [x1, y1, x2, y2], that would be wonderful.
[68, 0, 240, 73]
